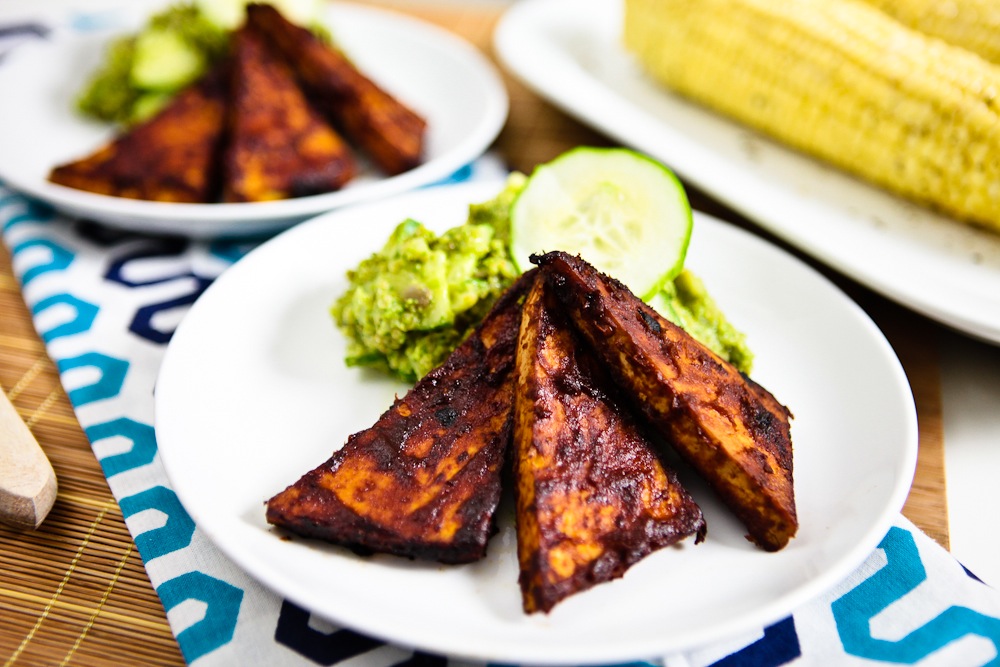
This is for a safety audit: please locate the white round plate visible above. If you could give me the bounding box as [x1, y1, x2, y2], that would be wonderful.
[155, 181, 918, 664]
[0, 2, 507, 238]
[494, 0, 1000, 345]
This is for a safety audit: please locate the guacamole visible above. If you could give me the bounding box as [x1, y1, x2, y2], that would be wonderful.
[331, 192, 521, 382]
[332, 175, 753, 381]
[76, 1, 330, 126]
[651, 270, 753, 373]
[76, 4, 228, 125]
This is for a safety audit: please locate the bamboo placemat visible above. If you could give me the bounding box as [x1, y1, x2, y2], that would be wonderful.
[0, 242, 183, 666]
[0, 2, 948, 665]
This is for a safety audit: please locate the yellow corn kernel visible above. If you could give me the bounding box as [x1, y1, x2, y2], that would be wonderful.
[864, 0, 1000, 65]
[623, 0, 1000, 233]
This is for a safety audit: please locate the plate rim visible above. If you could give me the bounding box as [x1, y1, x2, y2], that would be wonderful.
[154, 180, 919, 664]
[0, 1, 508, 238]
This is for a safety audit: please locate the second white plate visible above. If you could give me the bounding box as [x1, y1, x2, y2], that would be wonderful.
[0, 2, 507, 237]
[155, 181, 917, 664]
[494, 0, 1000, 345]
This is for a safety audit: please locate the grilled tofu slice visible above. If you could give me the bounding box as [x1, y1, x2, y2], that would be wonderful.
[513, 278, 705, 613]
[266, 271, 536, 564]
[534, 251, 796, 551]
[245, 3, 426, 176]
[223, 25, 355, 202]
[48, 62, 230, 202]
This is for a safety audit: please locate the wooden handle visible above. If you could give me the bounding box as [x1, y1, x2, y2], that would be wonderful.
[0, 387, 56, 529]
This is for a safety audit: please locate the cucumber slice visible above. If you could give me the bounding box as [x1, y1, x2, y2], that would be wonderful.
[194, 0, 246, 29]
[195, 0, 323, 28]
[130, 28, 206, 92]
[510, 147, 692, 299]
[130, 91, 172, 123]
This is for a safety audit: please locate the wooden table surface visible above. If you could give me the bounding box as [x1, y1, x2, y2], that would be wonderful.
[0, 2, 948, 665]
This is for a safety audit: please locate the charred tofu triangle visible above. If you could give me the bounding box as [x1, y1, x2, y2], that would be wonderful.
[49, 60, 230, 203]
[49, 3, 425, 203]
[533, 251, 797, 552]
[266, 271, 535, 564]
[269, 251, 794, 611]
[245, 3, 427, 176]
[513, 277, 705, 614]
[223, 25, 355, 203]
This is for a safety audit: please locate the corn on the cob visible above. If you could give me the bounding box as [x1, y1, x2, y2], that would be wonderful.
[623, 0, 1000, 233]
[863, 0, 1000, 65]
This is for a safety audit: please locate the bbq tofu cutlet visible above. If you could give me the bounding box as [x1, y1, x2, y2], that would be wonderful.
[266, 271, 536, 564]
[49, 61, 230, 203]
[513, 278, 705, 613]
[245, 3, 426, 176]
[223, 25, 355, 202]
[534, 251, 797, 552]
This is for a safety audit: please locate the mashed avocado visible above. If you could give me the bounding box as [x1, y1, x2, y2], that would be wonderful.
[76, 1, 330, 125]
[77, 4, 227, 124]
[331, 192, 521, 382]
[332, 174, 753, 381]
[650, 271, 753, 373]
